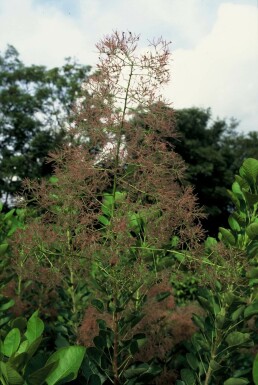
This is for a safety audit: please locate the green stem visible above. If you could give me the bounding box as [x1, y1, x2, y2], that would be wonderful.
[17, 274, 22, 297]
[204, 362, 213, 385]
[111, 62, 134, 217]
[204, 328, 222, 385]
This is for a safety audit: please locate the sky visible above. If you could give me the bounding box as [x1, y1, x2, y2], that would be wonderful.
[0, 0, 257, 133]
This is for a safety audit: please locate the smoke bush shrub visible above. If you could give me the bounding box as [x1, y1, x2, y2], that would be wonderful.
[9, 32, 206, 383]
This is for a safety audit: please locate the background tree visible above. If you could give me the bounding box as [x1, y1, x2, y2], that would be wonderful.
[173, 108, 258, 235]
[0, 45, 91, 206]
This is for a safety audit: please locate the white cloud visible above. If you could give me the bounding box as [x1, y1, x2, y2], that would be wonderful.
[0, 0, 214, 66]
[0, 0, 89, 67]
[168, 3, 258, 132]
[77, 0, 211, 48]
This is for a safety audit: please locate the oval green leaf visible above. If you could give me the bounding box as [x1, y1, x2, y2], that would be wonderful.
[244, 301, 258, 319]
[226, 331, 250, 347]
[45, 346, 86, 385]
[224, 378, 249, 385]
[219, 227, 235, 246]
[246, 223, 258, 240]
[0, 243, 9, 255]
[0, 361, 24, 385]
[27, 361, 59, 385]
[180, 368, 196, 385]
[25, 312, 44, 344]
[3, 328, 21, 357]
[240, 158, 258, 186]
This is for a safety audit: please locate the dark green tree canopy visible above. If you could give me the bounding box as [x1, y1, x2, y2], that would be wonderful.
[0, 45, 91, 206]
[173, 108, 258, 235]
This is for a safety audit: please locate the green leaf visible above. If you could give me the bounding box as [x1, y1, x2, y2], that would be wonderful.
[7, 225, 18, 237]
[226, 331, 250, 347]
[0, 361, 24, 385]
[155, 291, 171, 302]
[55, 335, 70, 348]
[0, 298, 15, 311]
[180, 368, 196, 385]
[102, 193, 114, 206]
[3, 328, 21, 357]
[224, 378, 249, 385]
[25, 311, 44, 344]
[4, 209, 15, 220]
[227, 190, 240, 209]
[197, 294, 219, 314]
[192, 314, 204, 331]
[231, 305, 245, 321]
[171, 235, 180, 248]
[186, 353, 198, 370]
[27, 361, 59, 385]
[133, 333, 146, 349]
[17, 336, 42, 360]
[49, 176, 59, 184]
[98, 215, 110, 226]
[249, 278, 258, 287]
[16, 340, 29, 355]
[219, 227, 235, 246]
[232, 181, 244, 196]
[101, 193, 114, 216]
[9, 352, 28, 372]
[124, 363, 149, 379]
[0, 316, 12, 328]
[215, 308, 226, 328]
[191, 334, 205, 352]
[232, 211, 246, 226]
[128, 212, 142, 233]
[45, 346, 86, 385]
[86, 347, 102, 366]
[235, 175, 249, 190]
[114, 191, 126, 202]
[223, 292, 236, 307]
[25, 336, 43, 359]
[11, 317, 27, 333]
[246, 223, 258, 240]
[93, 335, 107, 350]
[243, 190, 258, 206]
[100, 205, 111, 216]
[174, 252, 185, 263]
[228, 215, 241, 232]
[240, 158, 258, 186]
[0, 243, 8, 255]
[204, 237, 217, 251]
[91, 299, 105, 313]
[247, 240, 258, 258]
[244, 301, 258, 319]
[248, 267, 258, 279]
[210, 359, 222, 371]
